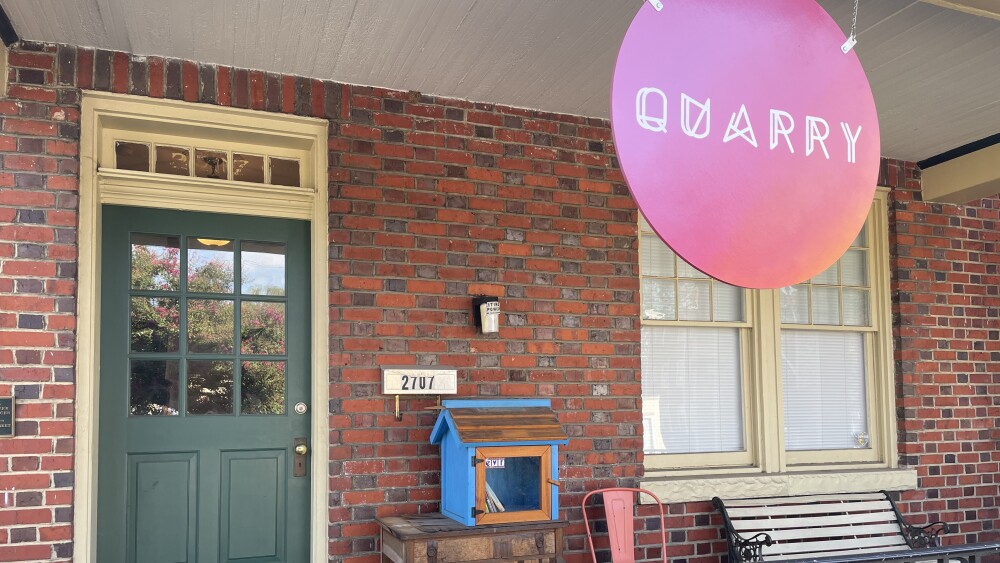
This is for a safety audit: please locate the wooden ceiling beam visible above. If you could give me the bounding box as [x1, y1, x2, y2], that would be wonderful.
[919, 0, 1000, 22]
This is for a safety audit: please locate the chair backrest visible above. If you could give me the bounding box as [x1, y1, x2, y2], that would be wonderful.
[582, 487, 667, 563]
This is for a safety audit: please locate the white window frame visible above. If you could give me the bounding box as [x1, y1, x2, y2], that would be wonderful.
[639, 189, 916, 498]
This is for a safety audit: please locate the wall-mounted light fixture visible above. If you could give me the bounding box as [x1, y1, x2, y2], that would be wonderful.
[472, 295, 500, 334]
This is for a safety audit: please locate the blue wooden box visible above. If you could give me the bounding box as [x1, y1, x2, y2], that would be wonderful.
[430, 399, 569, 526]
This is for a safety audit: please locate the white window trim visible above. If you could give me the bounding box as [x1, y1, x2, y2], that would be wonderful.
[639, 188, 917, 499]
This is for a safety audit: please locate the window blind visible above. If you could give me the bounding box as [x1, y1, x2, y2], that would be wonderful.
[642, 326, 744, 454]
[782, 330, 868, 451]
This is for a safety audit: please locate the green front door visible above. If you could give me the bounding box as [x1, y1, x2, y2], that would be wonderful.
[98, 205, 311, 563]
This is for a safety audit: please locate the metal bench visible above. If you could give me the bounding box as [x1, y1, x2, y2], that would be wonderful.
[713, 492, 1000, 563]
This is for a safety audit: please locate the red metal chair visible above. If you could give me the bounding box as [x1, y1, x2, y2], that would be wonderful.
[581, 487, 668, 563]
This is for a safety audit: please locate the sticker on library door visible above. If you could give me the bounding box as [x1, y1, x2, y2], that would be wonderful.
[611, 0, 880, 288]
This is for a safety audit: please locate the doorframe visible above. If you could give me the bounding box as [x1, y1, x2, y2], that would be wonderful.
[74, 91, 330, 562]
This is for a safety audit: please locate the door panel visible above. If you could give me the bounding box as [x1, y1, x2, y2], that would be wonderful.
[221, 450, 286, 562]
[127, 453, 198, 563]
[98, 205, 310, 563]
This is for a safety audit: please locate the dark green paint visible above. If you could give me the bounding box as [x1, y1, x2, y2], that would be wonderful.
[98, 206, 310, 563]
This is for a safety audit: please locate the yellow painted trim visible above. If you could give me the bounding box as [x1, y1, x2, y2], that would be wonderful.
[921, 143, 1000, 204]
[1, 46, 8, 98]
[641, 189, 898, 477]
[97, 169, 315, 219]
[74, 92, 330, 563]
[640, 468, 918, 504]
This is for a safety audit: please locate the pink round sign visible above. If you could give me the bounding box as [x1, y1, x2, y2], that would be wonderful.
[612, 0, 880, 289]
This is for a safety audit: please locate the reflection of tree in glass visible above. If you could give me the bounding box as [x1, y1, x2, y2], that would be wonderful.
[188, 360, 233, 414]
[188, 249, 233, 293]
[129, 240, 286, 416]
[131, 242, 180, 291]
[242, 361, 285, 414]
[130, 296, 179, 352]
[242, 302, 285, 355]
[130, 360, 179, 415]
[188, 299, 234, 353]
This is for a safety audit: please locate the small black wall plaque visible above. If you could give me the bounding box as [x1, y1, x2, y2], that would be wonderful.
[0, 396, 14, 437]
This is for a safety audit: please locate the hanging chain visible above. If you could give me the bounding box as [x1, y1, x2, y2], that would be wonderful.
[842, 0, 860, 53]
[849, 0, 860, 42]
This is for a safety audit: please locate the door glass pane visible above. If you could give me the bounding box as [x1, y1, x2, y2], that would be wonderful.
[782, 331, 868, 450]
[241, 301, 286, 355]
[155, 145, 190, 176]
[130, 297, 179, 352]
[678, 279, 710, 321]
[241, 242, 286, 295]
[641, 326, 743, 454]
[195, 149, 229, 179]
[233, 154, 265, 184]
[484, 456, 541, 513]
[241, 361, 286, 414]
[269, 157, 300, 187]
[188, 299, 235, 353]
[130, 360, 180, 416]
[188, 238, 235, 293]
[115, 141, 150, 172]
[641, 279, 676, 321]
[187, 360, 234, 415]
[131, 234, 180, 291]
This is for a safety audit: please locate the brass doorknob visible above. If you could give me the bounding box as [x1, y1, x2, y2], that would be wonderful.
[294, 444, 308, 456]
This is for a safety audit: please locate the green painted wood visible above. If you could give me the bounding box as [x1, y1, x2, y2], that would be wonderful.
[98, 205, 311, 563]
[221, 450, 286, 561]
[128, 453, 198, 563]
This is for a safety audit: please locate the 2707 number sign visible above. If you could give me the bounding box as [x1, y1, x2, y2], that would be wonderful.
[381, 367, 458, 395]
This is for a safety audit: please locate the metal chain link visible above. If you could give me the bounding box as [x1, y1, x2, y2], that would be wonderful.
[850, 0, 860, 40]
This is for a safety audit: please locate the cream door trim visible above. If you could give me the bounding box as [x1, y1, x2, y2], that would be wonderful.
[75, 91, 330, 563]
[1, 46, 7, 97]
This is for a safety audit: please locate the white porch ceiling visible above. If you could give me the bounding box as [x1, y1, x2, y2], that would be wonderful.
[3, 0, 1000, 162]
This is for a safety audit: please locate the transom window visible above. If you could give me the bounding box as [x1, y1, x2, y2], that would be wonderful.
[640, 191, 894, 474]
[114, 141, 301, 187]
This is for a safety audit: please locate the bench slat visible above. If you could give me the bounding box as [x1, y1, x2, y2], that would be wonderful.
[722, 493, 886, 507]
[731, 510, 900, 532]
[763, 544, 911, 561]
[763, 523, 907, 542]
[727, 500, 895, 518]
[762, 535, 908, 556]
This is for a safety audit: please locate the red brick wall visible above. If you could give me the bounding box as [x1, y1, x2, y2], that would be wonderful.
[0, 41, 997, 563]
[885, 159, 1000, 545]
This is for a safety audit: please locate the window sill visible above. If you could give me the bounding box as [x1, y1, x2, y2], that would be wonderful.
[639, 468, 918, 504]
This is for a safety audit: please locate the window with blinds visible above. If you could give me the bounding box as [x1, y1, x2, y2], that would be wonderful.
[639, 217, 749, 465]
[639, 193, 893, 473]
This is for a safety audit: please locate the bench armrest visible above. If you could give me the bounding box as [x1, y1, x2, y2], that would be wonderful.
[713, 497, 773, 563]
[729, 531, 774, 563]
[904, 521, 951, 548]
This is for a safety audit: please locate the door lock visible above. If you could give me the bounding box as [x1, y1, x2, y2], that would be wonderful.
[293, 438, 308, 477]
